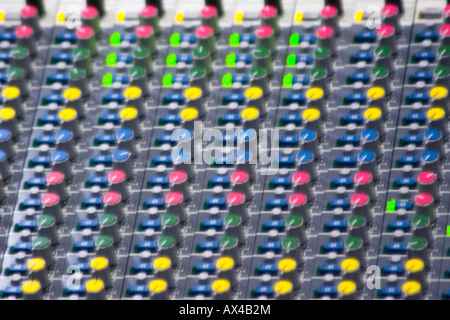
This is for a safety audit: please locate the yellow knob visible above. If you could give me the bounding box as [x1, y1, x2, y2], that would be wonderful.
[23, 280, 41, 294]
[119, 107, 138, 120]
[180, 107, 199, 121]
[367, 87, 385, 100]
[59, 108, 77, 121]
[90, 256, 109, 271]
[306, 87, 324, 100]
[123, 86, 142, 99]
[426, 107, 445, 120]
[216, 256, 235, 271]
[241, 107, 259, 120]
[2, 86, 20, 99]
[245, 87, 263, 100]
[27, 257, 46, 272]
[278, 258, 297, 272]
[184, 87, 202, 100]
[302, 108, 320, 121]
[429, 86, 448, 99]
[402, 281, 421, 295]
[274, 280, 293, 294]
[153, 256, 172, 271]
[86, 278, 105, 293]
[212, 279, 231, 293]
[405, 258, 424, 273]
[0, 107, 16, 120]
[149, 279, 168, 293]
[337, 280, 357, 295]
[341, 258, 360, 272]
[63, 87, 82, 101]
[364, 107, 382, 120]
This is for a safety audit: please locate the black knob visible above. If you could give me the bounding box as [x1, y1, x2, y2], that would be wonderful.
[265, 0, 283, 16]
[205, 0, 223, 17]
[26, 0, 45, 17]
[146, 0, 165, 17]
[86, 0, 105, 17]
[385, 0, 403, 15]
[325, 0, 342, 16]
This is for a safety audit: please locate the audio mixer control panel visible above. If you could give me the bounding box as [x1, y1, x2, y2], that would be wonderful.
[0, 0, 449, 300]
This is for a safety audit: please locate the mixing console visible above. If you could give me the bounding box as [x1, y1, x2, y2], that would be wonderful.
[0, 0, 449, 301]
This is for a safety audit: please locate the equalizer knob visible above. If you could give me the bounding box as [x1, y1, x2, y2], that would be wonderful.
[146, 0, 164, 17]
[278, 258, 301, 290]
[196, 26, 216, 55]
[22, 280, 43, 300]
[55, 129, 77, 160]
[108, 170, 129, 201]
[325, 0, 343, 16]
[46, 171, 69, 203]
[90, 256, 112, 288]
[265, 0, 283, 15]
[140, 6, 160, 35]
[201, 6, 220, 35]
[321, 5, 340, 35]
[212, 279, 233, 300]
[86, 278, 106, 300]
[385, 0, 404, 15]
[193, 47, 213, 77]
[0, 108, 19, 142]
[378, 25, 397, 56]
[76, 26, 97, 57]
[81, 6, 101, 37]
[26, 0, 45, 16]
[95, 235, 116, 266]
[99, 214, 121, 244]
[136, 26, 157, 56]
[152, 256, 175, 288]
[148, 279, 170, 300]
[86, 0, 105, 17]
[205, 0, 223, 17]
[255, 26, 276, 55]
[27, 257, 49, 290]
[7, 67, 29, 99]
[41, 193, 63, 224]
[260, 6, 279, 34]
[51, 150, 74, 181]
[15, 26, 37, 58]
[164, 192, 187, 223]
[0, 129, 15, 160]
[381, 4, 401, 34]
[414, 193, 436, 222]
[9, 46, 32, 78]
[21, 5, 42, 36]
[2, 86, 24, 119]
[316, 26, 337, 57]
[227, 192, 248, 222]
[37, 215, 59, 245]
[417, 171, 439, 201]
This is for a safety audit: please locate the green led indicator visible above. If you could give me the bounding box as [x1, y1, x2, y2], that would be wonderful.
[282, 73, 293, 88]
[110, 32, 121, 46]
[447, 226, 450, 236]
[106, 53, 117, 66]
[229, 33, 240, 47]
[226, 53, 236, 67]
[222, 73, 233, 87]
[286, 53, 296, 67]
[162, 73, 173, 87]
[102, 73, 113, 86]
[170, 33, 181, 47]
[166, 53, 177, 66]
[386, 199, 396, 212]
[289, 33, 300, 46]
